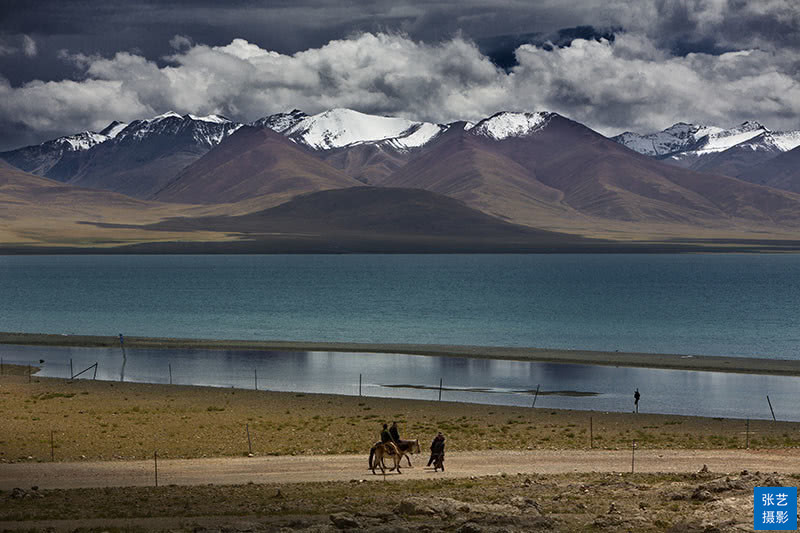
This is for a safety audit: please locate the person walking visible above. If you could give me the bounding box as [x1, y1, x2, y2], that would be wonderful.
[427, 432, 446, 471]
[634, 388, 641, 413]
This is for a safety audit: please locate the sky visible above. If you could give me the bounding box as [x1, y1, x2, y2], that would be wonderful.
[0, 0, 799, 150]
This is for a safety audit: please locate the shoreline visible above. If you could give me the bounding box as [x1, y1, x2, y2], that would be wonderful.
[2, 331, 798, 377]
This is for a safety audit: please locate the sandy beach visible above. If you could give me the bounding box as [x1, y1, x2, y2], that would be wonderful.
[2, 331, 799, 376]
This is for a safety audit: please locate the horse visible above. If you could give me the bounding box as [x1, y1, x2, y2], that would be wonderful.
[396, 438, 421, 466]
[368, 438, 421, 469]
[371, 441, 403, 475]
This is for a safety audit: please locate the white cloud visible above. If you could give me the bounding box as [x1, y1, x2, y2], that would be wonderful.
[509, 35, 800, 133]
[22, 35, 37, 57]
[1, 31, 799, 147]
[169, 35, 193, 51]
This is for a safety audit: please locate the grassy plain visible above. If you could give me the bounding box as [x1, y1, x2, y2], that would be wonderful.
[3, 365, 798, 531]
[2, 366, 799, 464]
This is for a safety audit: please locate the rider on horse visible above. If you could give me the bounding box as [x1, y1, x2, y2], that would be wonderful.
[369, 423, 396, 469]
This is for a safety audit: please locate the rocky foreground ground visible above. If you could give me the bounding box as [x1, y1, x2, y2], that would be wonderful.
[1, 469, 789, 532]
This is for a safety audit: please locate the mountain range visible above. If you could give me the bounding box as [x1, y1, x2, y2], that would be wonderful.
[2, 107, 800, 251]
[613, 121, 800, 192]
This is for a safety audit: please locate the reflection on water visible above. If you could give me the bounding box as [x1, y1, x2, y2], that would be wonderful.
[2, 343, 798, 421]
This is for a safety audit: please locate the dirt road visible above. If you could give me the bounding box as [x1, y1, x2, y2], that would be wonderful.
[2, 449, 798, 490]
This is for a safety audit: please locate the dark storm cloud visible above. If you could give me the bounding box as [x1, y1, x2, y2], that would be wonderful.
[477, 26, 619, 71]
[2, 0, 798, 84]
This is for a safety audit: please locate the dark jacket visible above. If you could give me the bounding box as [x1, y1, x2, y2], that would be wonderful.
[430, 436, 445, 455]
[389, 425, 400, 442]
[380, 429, 393, 444]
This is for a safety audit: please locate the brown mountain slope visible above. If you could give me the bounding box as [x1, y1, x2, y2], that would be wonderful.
[0, 166, 233, 247]
[385, 124, 577, 224]
[738, 145, 800, 193]
[387, 114, 800, 233]
[498, 117, 800, 224]
[121, 186, 598, 252]
[152, 127, 362, 205]
[318, 143, 413, 185]
[0, 165, 154, 212]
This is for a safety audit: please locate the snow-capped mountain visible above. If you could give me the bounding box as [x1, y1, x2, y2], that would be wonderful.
[613, 122, 724, 157]
[251, 109, 308, 133]
[99, 120, 128, 139]
[113, 111, 241, 148]
[686, 121, 768, 157]
[772, 130, 800, 152]
[0, 112, 243, 196]
[613, 120, 800, 186]
[0, 123, 127, 177]
[614, 120, 800, 161]
[274, 108, 448, 151]
[469, 111, 554, 140]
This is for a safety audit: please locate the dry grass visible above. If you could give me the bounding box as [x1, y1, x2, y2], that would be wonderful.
[2, 367, 799, 464]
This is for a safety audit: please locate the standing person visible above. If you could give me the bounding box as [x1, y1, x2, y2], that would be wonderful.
[427, 432, 446, 471]
[634, 388, 641, 413]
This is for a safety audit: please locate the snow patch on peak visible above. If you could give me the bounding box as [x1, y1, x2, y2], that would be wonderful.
[100, 121, 128, 139]
[397, 122, 446, 148]
[57, 132, 109, 151]
[150, 111, 184, 121]
[286, 108, 426, 150]
[254, 109, 308, 133]
[693, 122, 768, 155]
[733, 131, 782, 152]
[613, 122, 723, 157]
[188, 114, 231, 124]
[380, 122, 448, 151]
[772, 130, 800, 152]
[737, 120, 766, 132]
[471, 112, 551, 140]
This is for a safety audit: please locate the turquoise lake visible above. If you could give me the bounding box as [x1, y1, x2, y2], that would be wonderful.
[1, 254, 798, 359]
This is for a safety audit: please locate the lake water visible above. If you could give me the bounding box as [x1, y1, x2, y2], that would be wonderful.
[2, 254, 799, 420]
[1, 254, 799, 359]
[2, 344, 798, 421]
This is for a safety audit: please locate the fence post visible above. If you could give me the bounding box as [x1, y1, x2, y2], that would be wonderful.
[631, 440, 636, 474]
[438, 378, 443, 401]
[69, 359, 73, 379]
[169, 364, 172, 385]
[70, 363, 99, 380]
[767, 396, 776, 421]
[154, 451, 158, 487]
[746, 418, 750, 449]
[531, 384, 540, 408]
[254, 368, 258, 390]
[590, 416, 593, 449]
[1, 357, 3, 375]
[359, 373, 362, 397]
[246, 423, 253, 455]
